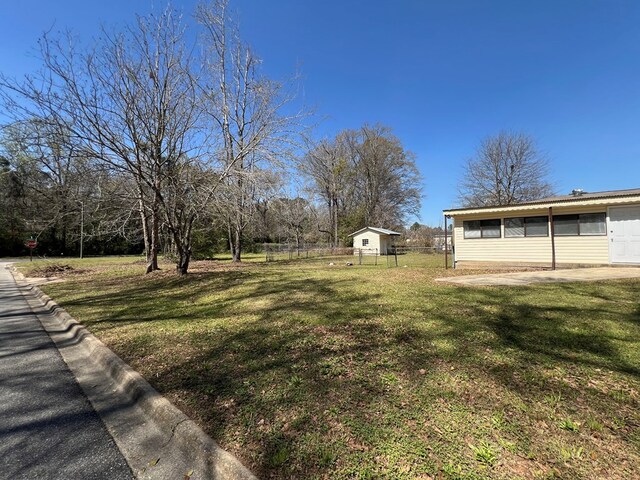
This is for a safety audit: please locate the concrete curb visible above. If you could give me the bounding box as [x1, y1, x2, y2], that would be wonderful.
[11, 268, 257, 480]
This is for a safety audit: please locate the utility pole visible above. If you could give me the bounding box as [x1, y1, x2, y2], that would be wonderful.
[79, 201, 84, 259]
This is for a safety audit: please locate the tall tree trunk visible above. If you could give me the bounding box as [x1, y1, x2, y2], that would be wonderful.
[170, 225, 190, 276]
[332, 197, 338, 248]
[176, 253, 190, 275]
[174, 237, 190, 275]
[139, 197, 151, 264]
[232, 224, 242, 262]
[61, 223, 67, 256]
[146, 191, 160, 274]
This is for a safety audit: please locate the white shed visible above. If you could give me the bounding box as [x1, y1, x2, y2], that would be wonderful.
[349, 227, 401, 255]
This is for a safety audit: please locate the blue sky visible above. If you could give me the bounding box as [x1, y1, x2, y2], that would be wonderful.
[1, 1, 639, 226]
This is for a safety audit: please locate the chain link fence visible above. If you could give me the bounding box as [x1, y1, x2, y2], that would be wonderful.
[263, 243, 449, 268]
[264, 243, 353, 263]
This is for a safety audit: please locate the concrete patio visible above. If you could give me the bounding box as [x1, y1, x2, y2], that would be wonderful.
[436, 267, 640, 286]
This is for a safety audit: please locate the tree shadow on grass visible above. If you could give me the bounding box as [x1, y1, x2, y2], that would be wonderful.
[159, 279, 640, 476]
[45, 270, 640, 478]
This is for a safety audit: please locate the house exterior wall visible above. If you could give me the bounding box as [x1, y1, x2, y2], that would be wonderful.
[352, 230, 397, 255]
[449, 201, 638, 266]
[353, 231, 382, 254]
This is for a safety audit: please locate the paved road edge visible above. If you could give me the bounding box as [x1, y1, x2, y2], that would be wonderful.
[11, 268, 257, 480]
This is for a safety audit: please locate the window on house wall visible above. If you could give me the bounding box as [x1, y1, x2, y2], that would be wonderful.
[504, 218, 524, 237]
[463, 219, 501, 238]
[553, 213, 606, 236]
[554, 215, 579, 235]
[525, 216, 548, 236]
[579, 213, 607, 235]
[362, 238, 369, 246]
[504, 216, 548, 237]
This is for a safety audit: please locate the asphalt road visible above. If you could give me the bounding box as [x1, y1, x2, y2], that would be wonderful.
[0, 262, 133, 480]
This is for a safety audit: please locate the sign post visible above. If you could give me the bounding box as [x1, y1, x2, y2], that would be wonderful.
[25, 239, 38, 262]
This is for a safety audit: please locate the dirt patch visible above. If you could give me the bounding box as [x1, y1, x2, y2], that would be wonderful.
[29, 264, 90, 278]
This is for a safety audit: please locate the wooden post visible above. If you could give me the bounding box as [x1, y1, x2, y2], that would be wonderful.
[79, 201, 84, 259]
[549, 207, 556, 270]
[444, 215, 449, 269]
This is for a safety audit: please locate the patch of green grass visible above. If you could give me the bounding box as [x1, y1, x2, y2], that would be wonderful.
[559, 445, 584, 462]
[32, 255, 640, 479]
[559, 418, 580, 432]
[543, 391, 563, 410]
[498, 437, 518, 454]
[491, 410, 507, 430]
[441, 462, 464, 478]
[586, 417, 604, 432]
[470, 441, 498, 466]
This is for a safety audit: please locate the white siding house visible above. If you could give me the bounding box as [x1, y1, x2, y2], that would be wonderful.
[349, 227, 401, 255]
[444, 188, 640, 268]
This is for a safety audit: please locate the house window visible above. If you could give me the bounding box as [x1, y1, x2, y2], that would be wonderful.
[463, 219, 501, 238]
[554, 215, 579, 235]
[362, 238, 369, 246]
[553, 213, 606, 236]
[505, 217, 548, 237]
[504, 218, 524, 237]
[580, 213, 607, 235]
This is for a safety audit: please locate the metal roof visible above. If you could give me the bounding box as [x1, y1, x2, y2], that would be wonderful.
[443, 188, 640, 215]
[348, 226, 402, 236]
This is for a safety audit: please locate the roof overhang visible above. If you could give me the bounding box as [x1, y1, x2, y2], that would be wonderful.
[348, 227, 402, 236]
[444, 193, 640, 217]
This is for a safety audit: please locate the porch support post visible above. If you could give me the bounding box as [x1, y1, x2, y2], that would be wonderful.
[549, 206, 556, 270]
[444, 214, 449, 269]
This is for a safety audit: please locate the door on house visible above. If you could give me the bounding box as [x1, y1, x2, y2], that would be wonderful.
[609, 206, 640, 264]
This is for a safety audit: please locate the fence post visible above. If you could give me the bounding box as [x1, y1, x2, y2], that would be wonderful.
[394, 246, 398, 267]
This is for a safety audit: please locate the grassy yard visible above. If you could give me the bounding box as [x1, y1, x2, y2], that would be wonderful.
[18, 255, 640, 479]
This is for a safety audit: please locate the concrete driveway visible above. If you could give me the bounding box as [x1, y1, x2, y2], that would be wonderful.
[436, 267, 640, 286]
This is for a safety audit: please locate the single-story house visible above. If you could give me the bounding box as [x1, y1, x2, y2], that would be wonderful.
[443, 188, 640, 268]
[349, 227, 401, 255]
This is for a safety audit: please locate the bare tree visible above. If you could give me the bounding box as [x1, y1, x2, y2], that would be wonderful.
[0, 120, 100, 254]
[301, 124, 422, 245]
[196, 0, 307, 262]
[0, 7, 208, 274]
[457, 131, 554, 207]
[354, 124, 422, 227]
[301, 138, 350, 247]
[271, 196, 314, 250]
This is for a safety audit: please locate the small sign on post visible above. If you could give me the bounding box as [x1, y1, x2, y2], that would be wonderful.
[25, 239, 38, 262]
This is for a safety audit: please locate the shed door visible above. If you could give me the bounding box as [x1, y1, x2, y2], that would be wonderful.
[609, 206, 640, 264]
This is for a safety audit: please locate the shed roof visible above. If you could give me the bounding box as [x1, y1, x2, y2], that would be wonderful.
[443, 188, 640, 216]
[348, 226, 402, 237]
